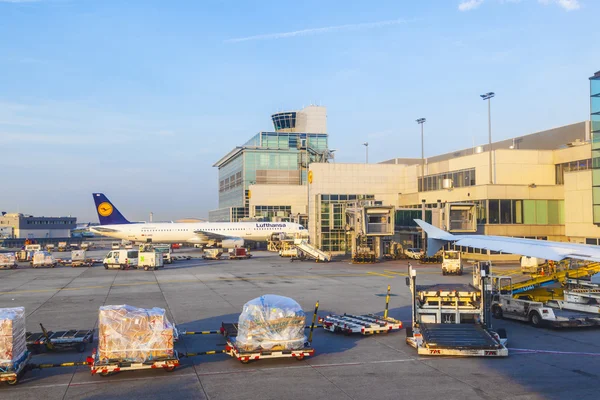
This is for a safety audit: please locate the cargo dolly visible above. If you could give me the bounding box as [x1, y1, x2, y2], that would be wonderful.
[87, 350, 180, 376]
[0, 352, 31, 385]
[26, 323, 94, 353]
[320, 286, 403, 335]
[220, 301, 319, 364]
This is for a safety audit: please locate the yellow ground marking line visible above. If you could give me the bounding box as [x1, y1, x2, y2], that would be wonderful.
[0, 273, 376, 295]
[384, 270, 408, 276]
[366, 272, 395, 278]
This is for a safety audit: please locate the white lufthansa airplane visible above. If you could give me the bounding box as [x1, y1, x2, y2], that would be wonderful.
[90, 193, 308, 248]
[415, 219, 600, 262]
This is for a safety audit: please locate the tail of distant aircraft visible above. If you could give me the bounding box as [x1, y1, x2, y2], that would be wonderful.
[93, 193, 131, 225]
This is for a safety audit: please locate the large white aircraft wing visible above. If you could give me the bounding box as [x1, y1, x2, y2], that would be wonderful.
[414, 219, 600, 262]
[193, 230, 240, 241]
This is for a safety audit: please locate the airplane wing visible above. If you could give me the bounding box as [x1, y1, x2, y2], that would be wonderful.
[193, 230, 241, 241]
[414, 219, 600, 262]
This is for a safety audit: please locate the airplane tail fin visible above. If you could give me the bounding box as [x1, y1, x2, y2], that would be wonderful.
[414, 219, 455, 257]
[93, 193, 131, 225]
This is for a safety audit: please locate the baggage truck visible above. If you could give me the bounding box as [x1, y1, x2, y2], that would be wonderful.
[138, 251, 164, 271]
[71, 250, 92, 267]
[57, 242, 68, 252]
[405, 267, 508, 357]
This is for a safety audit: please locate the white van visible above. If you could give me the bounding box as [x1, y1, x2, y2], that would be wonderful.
[103, 250, 138, 270]
[520, 256, 545, 274]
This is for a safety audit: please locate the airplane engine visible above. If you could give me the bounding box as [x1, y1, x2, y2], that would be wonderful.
[221, 238, 245, 249]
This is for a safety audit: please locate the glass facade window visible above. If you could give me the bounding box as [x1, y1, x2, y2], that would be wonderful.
[318, 194, 375, 252]
[254, 205, 292, 220]
[418, 168, 476, 192]
[555, 158, 592, 184]
[486, 199, 563, 225]
[591, 71, 600, 223]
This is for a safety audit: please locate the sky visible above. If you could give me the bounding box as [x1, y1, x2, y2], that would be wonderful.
[1, 0, 598, 222]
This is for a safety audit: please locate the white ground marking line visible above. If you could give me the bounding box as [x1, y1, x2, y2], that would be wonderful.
[7, 358, 421, 390]
[510, 348, 600, 356]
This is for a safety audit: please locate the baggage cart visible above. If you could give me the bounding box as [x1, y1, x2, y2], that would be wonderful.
[87, 350, 180, 376]
[26, 323, 94, 353]
[0, 351, 31, 385]
[70, 250, 92, 267]
[320, 286, 403, 335]
[202, 248, 223, 260]
[228, 247, 251, 260]
[0, 252, 18, 269]
[225, 338, 314, 363]
[220, 300, 319, 364]
[31, 251, 57, 268]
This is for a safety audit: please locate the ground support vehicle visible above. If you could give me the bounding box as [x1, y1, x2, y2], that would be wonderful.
[45, 244, 55, 252]
[87, 350, 179, 376]
[546, 279, 600, 314]
[57, 242, 68, 252]
[292, 239, 331, 262]
[31, 251, 57, 268]
[103, 250, 138, 270]
[70, 250, 92, 267]
[0, 252, 17, 269]
[137, 251, 164, 271]
[26, 324, 94, 353]
[202, 248, 223, 260]
[279, 247, 299, 258]
[153, 245, 173, 264]
[228, 247, 252, 260]
[491, 276, 600, 328]
[0, 352, 31, 385]
[405, 267, 508, 357]
[441, 250, 463, 275]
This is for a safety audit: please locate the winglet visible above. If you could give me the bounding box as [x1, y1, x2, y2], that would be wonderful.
[92, 193, 131, 225]
[414, 219, 456, 256]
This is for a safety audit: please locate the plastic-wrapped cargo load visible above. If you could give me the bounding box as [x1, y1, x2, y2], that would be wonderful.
[0, 253, 16, 267]
[0, 307, 27, 371]
[236, 295, 306, 351]
[98, 305, 175, 364]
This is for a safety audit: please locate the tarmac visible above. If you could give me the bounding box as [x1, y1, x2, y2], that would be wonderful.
[0, 249, 599, 400]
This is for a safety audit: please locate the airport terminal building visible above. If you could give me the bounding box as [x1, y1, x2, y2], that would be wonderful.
[212, 72, 600, 255]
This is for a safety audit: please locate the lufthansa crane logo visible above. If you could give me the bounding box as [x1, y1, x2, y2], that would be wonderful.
[98, 202, 114, 217]
[308, 171, 313, 184]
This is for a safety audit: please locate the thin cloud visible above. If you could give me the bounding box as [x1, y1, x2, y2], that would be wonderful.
[458, 0, 484, 11]
[539, 0, 581, 10]
[225, 18, 408, 43]
[0, 0, 43, 3]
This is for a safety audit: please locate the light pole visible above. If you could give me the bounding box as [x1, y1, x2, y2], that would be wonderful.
[363, 142, 369, 163]
[480, 92, 495, 184]
[416, 118, 426, 187]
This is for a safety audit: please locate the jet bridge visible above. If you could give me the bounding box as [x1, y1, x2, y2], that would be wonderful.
[345, 201, 394, 263]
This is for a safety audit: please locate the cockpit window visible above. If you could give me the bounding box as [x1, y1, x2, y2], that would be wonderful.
[299, 226, 305, 230]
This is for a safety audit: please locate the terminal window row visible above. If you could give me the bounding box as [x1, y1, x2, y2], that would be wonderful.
[418, 168, 476, 192]
[555, 158, 592, 185]
[24, 220, 74, 225]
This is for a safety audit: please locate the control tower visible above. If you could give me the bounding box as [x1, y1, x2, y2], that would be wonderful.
[271, 105, 327, 134]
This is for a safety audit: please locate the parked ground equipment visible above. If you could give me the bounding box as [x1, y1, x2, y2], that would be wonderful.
[153, 244, 173, 264]
[26, 323, 94, 353]
[137, 249, 164, 271]
[57, 242, 68, 252]
[228, 247, 251, 260]
[490, 276, 600, 328]
[220, 297, 318, 363]
[71, 250, 92, 267]
[405, 267, 508, 357]
[202, 248, 223, 260]
[0, 253, 17, 269]
[441, 250, 463, 275]
[320, 285, 403, 335]
[0, 352, 31, 385]
[103, 250, 138, 270]
[292, 239, 331, 262]
[31, 251, 57, 268]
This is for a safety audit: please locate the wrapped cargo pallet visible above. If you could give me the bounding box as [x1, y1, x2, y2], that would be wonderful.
[236, 295, 306, 351]
[0, 307, 27, 372]
[0, 253, 16, 268]
[98, 305, 175, 364]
